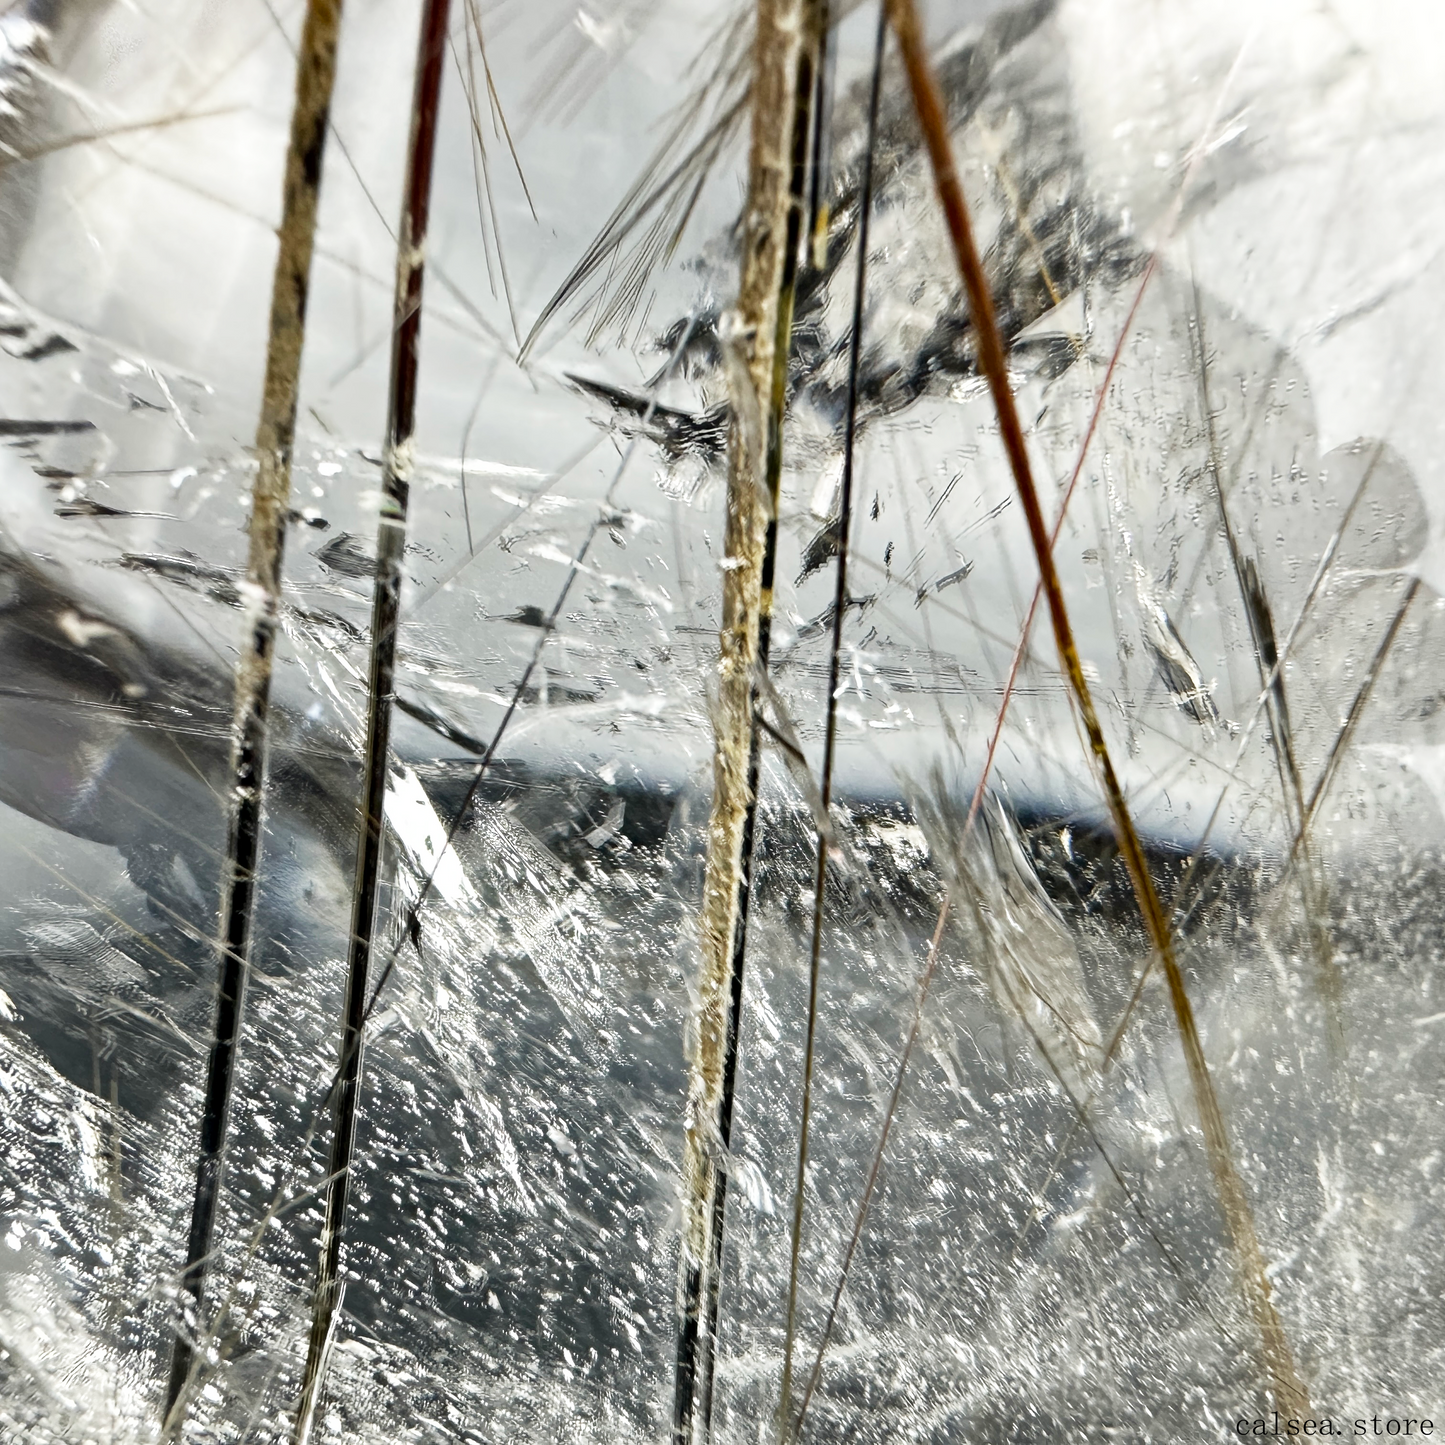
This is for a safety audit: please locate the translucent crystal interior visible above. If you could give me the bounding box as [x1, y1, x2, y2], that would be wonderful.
[1, 0, 1443, 1440]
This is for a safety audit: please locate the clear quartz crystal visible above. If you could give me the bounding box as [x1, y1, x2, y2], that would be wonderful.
[0, 1, 1442, 1440]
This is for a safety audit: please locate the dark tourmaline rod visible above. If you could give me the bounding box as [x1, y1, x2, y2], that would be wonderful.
[292, 0, 453, 1438]
[674, 2, 820, 1442]
[166, 0, 346, 1430]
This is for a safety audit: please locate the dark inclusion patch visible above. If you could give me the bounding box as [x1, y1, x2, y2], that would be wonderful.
[314, 529, 377, 578]
[0, 417, 95, 436]
[564, 0, 1140, 492]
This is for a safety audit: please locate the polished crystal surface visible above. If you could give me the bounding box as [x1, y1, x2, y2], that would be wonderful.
[0, 1, 1443, 1440]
